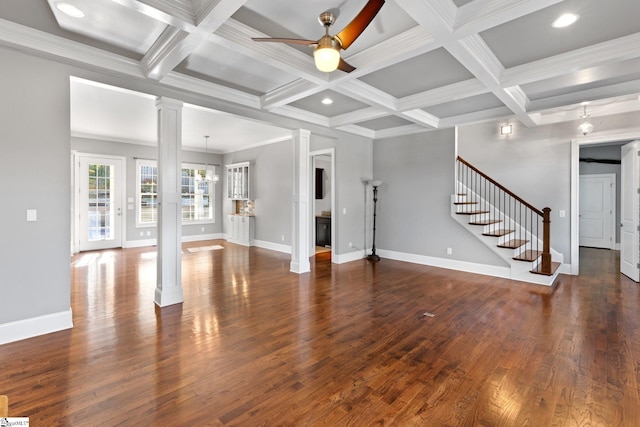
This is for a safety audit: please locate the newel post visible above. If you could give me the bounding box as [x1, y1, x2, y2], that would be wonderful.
[541, 207, 552, 274]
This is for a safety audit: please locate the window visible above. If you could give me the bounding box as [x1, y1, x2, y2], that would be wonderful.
[136, 160, 215, 227]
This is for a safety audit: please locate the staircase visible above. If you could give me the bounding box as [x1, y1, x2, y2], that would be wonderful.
[451, 156, 562, 286]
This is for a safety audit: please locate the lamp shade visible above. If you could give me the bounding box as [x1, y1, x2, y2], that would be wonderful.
[368, 180, 382, 187]
[314, 46, 340, 72]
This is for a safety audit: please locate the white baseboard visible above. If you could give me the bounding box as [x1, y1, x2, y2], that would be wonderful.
[333, 249, 365, 264]
[183, 233, 224, 243]
[124, 234, 225, 249]
[377, 249, 511, 279]
[0, 309, 73, 345]
[254, 240, 291, 254]
[124, 238, 156, 248]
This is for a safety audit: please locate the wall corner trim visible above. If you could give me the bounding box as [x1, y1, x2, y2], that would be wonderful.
[0, 309, 73, 346]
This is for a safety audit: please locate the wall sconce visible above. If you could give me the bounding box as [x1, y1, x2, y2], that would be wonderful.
[500, 124, 513, 136]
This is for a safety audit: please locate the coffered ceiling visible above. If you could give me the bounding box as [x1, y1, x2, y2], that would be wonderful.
[1, 0, 639, 152]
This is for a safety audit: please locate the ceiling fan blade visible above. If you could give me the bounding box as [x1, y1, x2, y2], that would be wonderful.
[252, 37, 317, 46]
[335, 0, 385, 50]
[337, 58, 356, 73]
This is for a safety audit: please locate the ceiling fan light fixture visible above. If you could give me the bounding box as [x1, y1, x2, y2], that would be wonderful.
[314, 37, 341, 72]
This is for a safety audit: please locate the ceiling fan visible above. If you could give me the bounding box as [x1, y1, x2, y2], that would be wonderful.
[252, 0, 385, 73]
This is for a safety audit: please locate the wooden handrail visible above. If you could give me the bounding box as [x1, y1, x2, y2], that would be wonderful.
[457, 156, 544, 216]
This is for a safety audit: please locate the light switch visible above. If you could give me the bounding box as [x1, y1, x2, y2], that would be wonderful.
[559, 210, 566, 218]
[26, 209, 37, 222]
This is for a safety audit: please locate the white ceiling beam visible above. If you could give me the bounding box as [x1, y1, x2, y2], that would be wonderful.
[334, 124, 376, 139]
[330, 107, 389, 128]
[447, 34, 536, 126]
[0, 19, 144, 78]
[141, 0, 248, 80]
[439, 105, 513, 128]
[399, 109, 439, 128]
[269, 105, 332, 128]
[161, 71, 260, 108]
[502, 33, 640, 88]
[260, 80, 324, 110]
[454, 0, 564, 37]
[528, 80, 640, 113]
[535, 97, 640, 126]
[338, 79, 397, 111]
[397, 78, 488, 111]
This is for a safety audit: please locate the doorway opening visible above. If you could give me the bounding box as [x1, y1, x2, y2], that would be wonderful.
[310, 149, 335, 260]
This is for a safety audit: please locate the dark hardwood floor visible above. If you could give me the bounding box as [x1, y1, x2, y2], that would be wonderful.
[0, 243, 638, 425]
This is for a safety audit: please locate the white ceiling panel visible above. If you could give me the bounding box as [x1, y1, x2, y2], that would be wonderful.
[423, 93, 505, 118]
[47, 0, 168, 55]
[357, 115, 413, 130]
[178, 40, 299, 95]
[359, 48, 475, 98]
[289, 90, 371, 116]
[481, 0, 640, 68]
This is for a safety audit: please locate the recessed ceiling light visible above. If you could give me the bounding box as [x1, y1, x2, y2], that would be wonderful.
[56, 2, 85, 18]
[321, 98, 333, 105]
[552, 13, 579, 28]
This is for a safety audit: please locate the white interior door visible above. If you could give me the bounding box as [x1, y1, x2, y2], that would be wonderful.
[579, 174, 614, 249]
[620, 141, 639, 281]
[78, 155, 124, 251]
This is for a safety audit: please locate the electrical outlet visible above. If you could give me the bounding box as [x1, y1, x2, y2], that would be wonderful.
[349, 242, 352, 247]
[140, 231, 144, 237]
[147, 231, 151, 236]
[281, 235, 285, 241]
[343, 208, 347, 215]
[447, 247, 452, 255]
[201, 226, 205, 232]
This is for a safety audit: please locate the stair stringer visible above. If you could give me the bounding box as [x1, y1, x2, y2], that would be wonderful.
[451, 193, 562, 286]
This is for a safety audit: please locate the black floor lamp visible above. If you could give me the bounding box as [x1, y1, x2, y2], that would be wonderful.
[367, 180, 382, 262]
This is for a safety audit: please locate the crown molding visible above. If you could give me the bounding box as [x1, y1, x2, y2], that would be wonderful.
[374, 124, 432, 140]
[502, 33, 640, 87]
[0, 19, 144, 78]
[334, 124, 376, 139]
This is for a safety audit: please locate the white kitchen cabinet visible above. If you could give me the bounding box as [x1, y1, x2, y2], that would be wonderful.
[227, 215, 255, 246]
[226, 162, 252, 200]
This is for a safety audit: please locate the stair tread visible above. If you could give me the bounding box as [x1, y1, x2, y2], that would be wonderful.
[454, 201, 477, 205]
[497, 239, 529, 249]
[456, 210, 490, 215]
[482, 228, 514, 237]
[513, 250, 542, 261]
[531, 262, 561, 276]
[469, 219, 502, 225]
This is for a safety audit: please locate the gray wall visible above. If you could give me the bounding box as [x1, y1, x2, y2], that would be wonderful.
[71, 137, 224, 243]
[311, 133, 373, 256]
[457, 111, 640, 263]
[223, 139, 294, 245]
[0, 48, 71, 324]
[373, 129, 505, 265]
[580, 144, 624, 243]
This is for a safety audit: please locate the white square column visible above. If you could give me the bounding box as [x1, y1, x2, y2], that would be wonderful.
[290, 129, 311, 274]
[154, 97, 184, 307]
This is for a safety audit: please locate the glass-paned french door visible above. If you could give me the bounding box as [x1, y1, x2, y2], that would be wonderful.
[78, 155, 123, 251]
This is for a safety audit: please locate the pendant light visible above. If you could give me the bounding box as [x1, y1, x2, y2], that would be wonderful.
[578, 104, 594, 136]
[203, 135, 219, 183]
